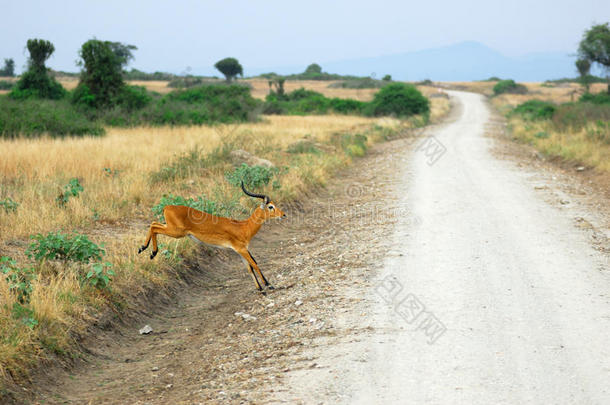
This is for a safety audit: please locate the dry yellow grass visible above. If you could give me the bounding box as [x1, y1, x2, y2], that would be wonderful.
[487, 83, 610, 173]
[1, 114, 408, 387]
[0, 115, 389, 242]
[509, 117, 610, 173]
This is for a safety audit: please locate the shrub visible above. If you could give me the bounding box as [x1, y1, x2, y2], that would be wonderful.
[332, 133, 368, 157]
[115, 85, 152, 110]
[0, 96, 104, 138]
[580, 92, 610, 105]
[1, 256, 36, 304]
[552, 102, 610, 130]
[56, 178, 84, 207]
[493, 79, 527, 95]
[167, 76, 203, 88]
[366, 83, 429, 117]
[0, 80, 14, 90]
[26, 232, 105, 263]
[329, 98, 366, 114]
[511, 100, 556, 120]
[152, 194, 222, 221]
[287, 140, 321, 154]
[0, 197, 19, 213]
[225, 164, 279, 190]
[85, 262, 115, 290]
[328, 78, 387, 89]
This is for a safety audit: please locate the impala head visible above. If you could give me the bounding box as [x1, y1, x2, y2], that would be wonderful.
[241, 182, 286, 220]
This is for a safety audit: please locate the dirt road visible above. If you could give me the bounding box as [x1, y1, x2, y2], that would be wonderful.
[33, 91, 609, 404]
[277, 91, 610, 404]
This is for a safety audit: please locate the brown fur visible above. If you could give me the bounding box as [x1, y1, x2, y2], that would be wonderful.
[139, 202, 285, 291]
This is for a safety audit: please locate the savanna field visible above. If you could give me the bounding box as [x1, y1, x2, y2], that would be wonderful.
[1, 56, 609, 398]
[0, 74, 451, 394]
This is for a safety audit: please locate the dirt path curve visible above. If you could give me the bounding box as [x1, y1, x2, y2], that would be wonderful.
[276, 91, 610, 404]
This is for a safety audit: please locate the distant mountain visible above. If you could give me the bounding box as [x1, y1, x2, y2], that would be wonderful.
[237, 41, 579, 82]
[320, 41, 576, 82]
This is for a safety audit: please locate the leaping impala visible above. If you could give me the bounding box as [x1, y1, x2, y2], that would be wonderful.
[138, 182, 286, 291]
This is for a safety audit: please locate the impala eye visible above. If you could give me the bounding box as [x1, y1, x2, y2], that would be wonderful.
[268, 205, 274, 210]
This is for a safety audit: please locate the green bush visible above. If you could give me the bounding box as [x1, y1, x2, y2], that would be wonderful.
[85, 262, 115, 290]
[123, 69, 174, 81]
[328, 78, 388, 89]
[580, 92, 610, 105]
[167, 76, 203, 88]
[0, 80, 14, 90]
[1, 256, 36, 304]
[552, 102, 610, 130]
[493, 79, 527, 95]
[26, 232, 105, 263]
[264, 88, 366, 116]
[225, 164, 279, 189]
[0, 197, 19, 213]
[329, 98, 366, 114]
[56, 178, 84, 207]
[115, 85, 152, 110]
[511, 100, 556, 120]
[366, 83, 429, 118]
[287, 140, 321, 154]
[0, 96, 104, 138]
[332, 133, 368, 157]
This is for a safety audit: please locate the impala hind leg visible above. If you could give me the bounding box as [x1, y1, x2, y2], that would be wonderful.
[138, 222, 164, 254]
[141, 223, 187, 260]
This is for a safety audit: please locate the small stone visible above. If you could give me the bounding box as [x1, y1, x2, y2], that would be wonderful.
[151, 366, 159, 371]
[139, 325, 153, 335]
[576, 166, 585, 172]
[165, 384, 173, 389]
[294, 300, 303, 307]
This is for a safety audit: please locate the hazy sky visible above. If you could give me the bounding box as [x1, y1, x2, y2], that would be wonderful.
[1, 0, 608, 75]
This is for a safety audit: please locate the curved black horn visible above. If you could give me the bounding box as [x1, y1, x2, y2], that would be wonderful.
[241, 181, 269, 203]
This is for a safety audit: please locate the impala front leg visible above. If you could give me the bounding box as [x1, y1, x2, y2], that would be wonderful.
[248, 250, 273, 290]
[236, 249, 264, 292]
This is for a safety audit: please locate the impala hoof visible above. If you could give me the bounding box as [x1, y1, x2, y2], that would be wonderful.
[138, 246, 145, 254]
[150, 250, 158, 260]
[267, 285, 275, 290]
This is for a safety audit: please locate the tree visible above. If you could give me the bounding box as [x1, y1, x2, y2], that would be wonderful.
[74, 39, 136, 107]
[382, 74, 392, 82]
[575, 58, 592, 93]
[578, 23, 610, 94]
[267, 75, 286, 98]
[10, 38, 66, 99]
[0, 58, 15, 76]
[304, 63, 322, 75]
[214, 57, 243, 82]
